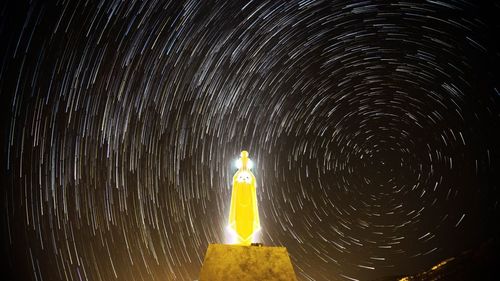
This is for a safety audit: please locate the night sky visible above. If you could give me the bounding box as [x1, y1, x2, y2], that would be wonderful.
[1, 1, 500, 281]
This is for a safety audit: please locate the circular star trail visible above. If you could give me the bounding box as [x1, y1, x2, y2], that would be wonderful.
[1, 1, 500, 280]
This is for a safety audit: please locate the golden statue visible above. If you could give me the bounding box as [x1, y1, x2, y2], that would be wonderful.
[228, 150, 260, 245]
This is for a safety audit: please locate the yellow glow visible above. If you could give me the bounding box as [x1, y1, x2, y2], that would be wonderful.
[228, 150, 260, 245]
[431, 257, 454, 271]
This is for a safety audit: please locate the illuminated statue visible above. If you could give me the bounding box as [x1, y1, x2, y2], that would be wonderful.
[228, 150, 260, 245]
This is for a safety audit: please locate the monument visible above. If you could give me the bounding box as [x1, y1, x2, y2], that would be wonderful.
[228, 150, 260, 245]
[199, 151, 298, 280]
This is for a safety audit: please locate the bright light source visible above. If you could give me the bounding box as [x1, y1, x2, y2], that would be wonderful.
[247, 159, 254, 169]
[235, 158, 253, 169]
[226, 225, 238, 244]
[235, 159, 242, 169]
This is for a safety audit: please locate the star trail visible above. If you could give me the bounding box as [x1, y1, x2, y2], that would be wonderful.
[1, 1, 499, 280]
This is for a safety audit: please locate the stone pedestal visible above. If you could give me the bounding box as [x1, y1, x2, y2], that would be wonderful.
[199, 244, 298, 281]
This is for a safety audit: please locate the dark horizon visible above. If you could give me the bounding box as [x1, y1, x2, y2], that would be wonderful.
[1, 1, 499, 280]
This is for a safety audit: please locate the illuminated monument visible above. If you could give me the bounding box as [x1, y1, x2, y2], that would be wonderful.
[199, 151, 298, 280]
[228, 150, 260, 245]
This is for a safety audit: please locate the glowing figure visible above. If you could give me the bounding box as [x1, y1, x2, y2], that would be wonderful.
[228, 151, 260, 245]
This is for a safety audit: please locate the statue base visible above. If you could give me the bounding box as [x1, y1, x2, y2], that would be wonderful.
[199, 243, 298, 281]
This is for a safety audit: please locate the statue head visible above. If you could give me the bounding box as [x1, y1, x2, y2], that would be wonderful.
[240, 150, 249, 158]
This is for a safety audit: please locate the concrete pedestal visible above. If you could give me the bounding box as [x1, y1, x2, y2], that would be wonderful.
[199, 244, 298, 281]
